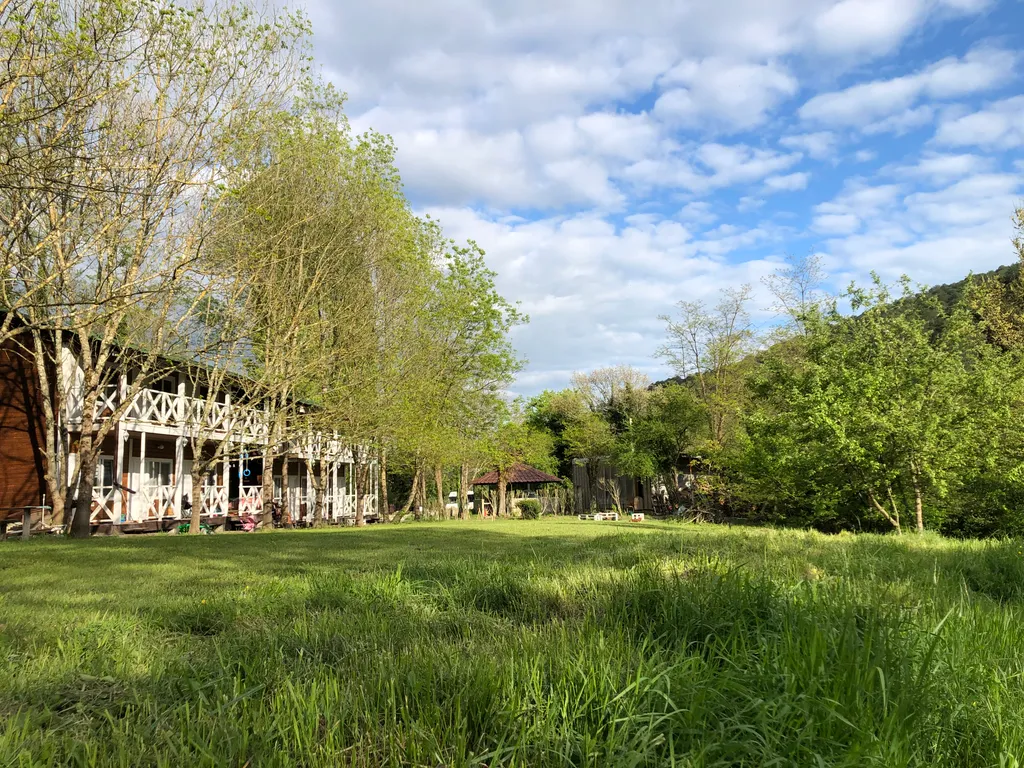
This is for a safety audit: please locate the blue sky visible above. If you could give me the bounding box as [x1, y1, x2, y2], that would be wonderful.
[297, 0, 1024, 393]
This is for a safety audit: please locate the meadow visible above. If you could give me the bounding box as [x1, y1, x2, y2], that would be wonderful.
[2, 518, 1024, 767]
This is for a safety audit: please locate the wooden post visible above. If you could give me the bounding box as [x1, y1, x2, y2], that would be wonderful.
[113, 373, 127, 524]
[173, 436, 184, 519]
[137, 431, 147, 522]
[114, 428, 126, 524]
[332, 459, 339, 521]
[22, 508, 31, 539]
[305, 458, 313, 525]
[221, 450, 229, 516]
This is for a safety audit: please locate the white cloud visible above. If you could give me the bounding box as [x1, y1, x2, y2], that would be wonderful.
[817, 170, 1022, 283]
[863, 105, 936, 135]
[854, 149, 878, 162]
[737, 196, 766, 212]
[287, 0, 1009, 392]
[654, 59, 798, 131]
[424, 205, 787, 388]
[812, 179, 903, 233]
[764, 172, 811, 192]
[933, 96, 1024, 149]
[810, 0, 927, 56]
[677, 201, 718, 226]
[799, 46, 1016, 129]
[780, 131, 837, 159]
[696, 144, 803, 187]
[889, 152, 993, 184]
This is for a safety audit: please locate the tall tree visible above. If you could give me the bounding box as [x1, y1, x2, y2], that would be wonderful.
[658, 286, 755, 448]
[0, 0, 307, 535]
[744, 275, 1018, 533]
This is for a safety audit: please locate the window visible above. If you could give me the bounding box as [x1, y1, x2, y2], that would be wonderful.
[145, 459, 173, 488]
[153, 377, 176, 394]
[95, 457, 115, 496]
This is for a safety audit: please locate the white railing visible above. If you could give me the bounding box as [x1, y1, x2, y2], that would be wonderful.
[361, 493, 377, 519]
[127, 389, 178, 425]
[88, 388, 270, 442]
[90, 487, 117, 523]
[201, 486, 229, 516]
[135, 483, 175, 521]
[239, 486, 262, 516]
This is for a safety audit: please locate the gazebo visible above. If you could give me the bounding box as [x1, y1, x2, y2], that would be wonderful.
[470, 463, 563, 516]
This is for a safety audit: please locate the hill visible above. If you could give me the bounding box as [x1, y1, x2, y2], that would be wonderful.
[652, 261, 1022, 389]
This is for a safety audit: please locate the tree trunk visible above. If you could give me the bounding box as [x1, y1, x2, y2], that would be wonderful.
[459, 462, 469, 520]
[420, 470, 428, 517]
[260, 451, 275, 528]
[496, 468, 507, 518]
[72, 436, 97, 538]
[32, 329, 67, 528]
[911, 465, 925, 533]
[403, 465, 420, 515]
[379, 448, 389, 520]
[190, 463, 205, 534]
[435, 464, 444, 517]
[868, 488, 902, 535]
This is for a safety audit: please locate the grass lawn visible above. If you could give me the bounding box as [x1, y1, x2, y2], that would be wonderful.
[3, 518, 1024, 766]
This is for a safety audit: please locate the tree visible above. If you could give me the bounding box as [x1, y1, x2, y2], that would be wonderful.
[0, 0, 307, 536]
[480, 410, 554, 517]
[658, 287, 756, 448]
[744, 275, 1018, 534]
[973, 207, 1024, 350]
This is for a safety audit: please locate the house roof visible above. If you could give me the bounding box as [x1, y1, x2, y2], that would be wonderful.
[471, 463, 563, 486]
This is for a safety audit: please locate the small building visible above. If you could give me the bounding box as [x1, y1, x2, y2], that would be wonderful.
[471, 463, 563, 515]
[0, 321, 378, 533]
[572, 456, 706, 514]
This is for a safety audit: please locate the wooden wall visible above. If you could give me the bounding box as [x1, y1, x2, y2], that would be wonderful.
[572, 459, 653, 513]
[0, 337, 48, 511]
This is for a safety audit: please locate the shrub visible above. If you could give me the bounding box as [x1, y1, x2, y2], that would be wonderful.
[517, 499, 541, 519]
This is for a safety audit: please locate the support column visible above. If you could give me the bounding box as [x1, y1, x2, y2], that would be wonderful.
[173, 436, 184, 519]
[113, 373, 127, 524]
[138, 431, 147, 522]
[114, 428, 126, 524]
[176, 377, 186, 423]
[332, 460, 339, 520]
[221, 449, 230, 516]
[305, 458, 313, 524]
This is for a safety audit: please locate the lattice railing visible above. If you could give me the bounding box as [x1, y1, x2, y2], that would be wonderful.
[239, 486, 262, 516]
[136, 484, 175, 520]
[126, 389, 178, 425]
[90, 487, 117, 523]
[201, 486, 229, 516]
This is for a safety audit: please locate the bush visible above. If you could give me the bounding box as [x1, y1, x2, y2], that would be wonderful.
[517, 499, 541, 519]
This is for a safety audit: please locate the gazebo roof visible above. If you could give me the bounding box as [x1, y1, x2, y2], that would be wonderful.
[471, 463, 562, 486]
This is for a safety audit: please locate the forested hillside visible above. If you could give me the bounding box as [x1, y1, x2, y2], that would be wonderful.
[530, 210, 1024, 538]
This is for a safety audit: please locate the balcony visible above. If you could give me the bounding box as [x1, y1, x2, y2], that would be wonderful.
[86, 386, 269, 442]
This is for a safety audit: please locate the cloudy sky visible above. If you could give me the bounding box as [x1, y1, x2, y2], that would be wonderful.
[297, 0, 1023, 394]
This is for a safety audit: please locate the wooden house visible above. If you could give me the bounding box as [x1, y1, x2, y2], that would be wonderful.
[0, 326, 378, 533]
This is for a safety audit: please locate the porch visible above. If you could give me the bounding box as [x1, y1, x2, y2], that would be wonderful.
[84, 434, 374, 527]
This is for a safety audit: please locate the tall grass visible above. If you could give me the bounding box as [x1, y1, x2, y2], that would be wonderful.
[2, 520, 1024, 766]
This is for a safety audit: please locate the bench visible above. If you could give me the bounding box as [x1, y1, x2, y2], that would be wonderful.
[0, 506, 54, 540]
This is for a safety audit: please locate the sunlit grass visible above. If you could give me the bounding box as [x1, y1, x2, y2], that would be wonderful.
[2, 519, 1024, 766]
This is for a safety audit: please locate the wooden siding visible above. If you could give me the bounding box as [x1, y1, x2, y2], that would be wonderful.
[572, 459, 653, 513]
[0, 337, 47, 511]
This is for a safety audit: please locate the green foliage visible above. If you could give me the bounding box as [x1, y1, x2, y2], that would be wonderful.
[736, 272, 1024, 534]
[4, 522, 1024, 764]
[516, 499, 541, 519]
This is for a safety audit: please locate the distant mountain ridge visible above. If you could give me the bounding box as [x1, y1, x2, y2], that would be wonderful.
[651, 262, 1022, 390]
